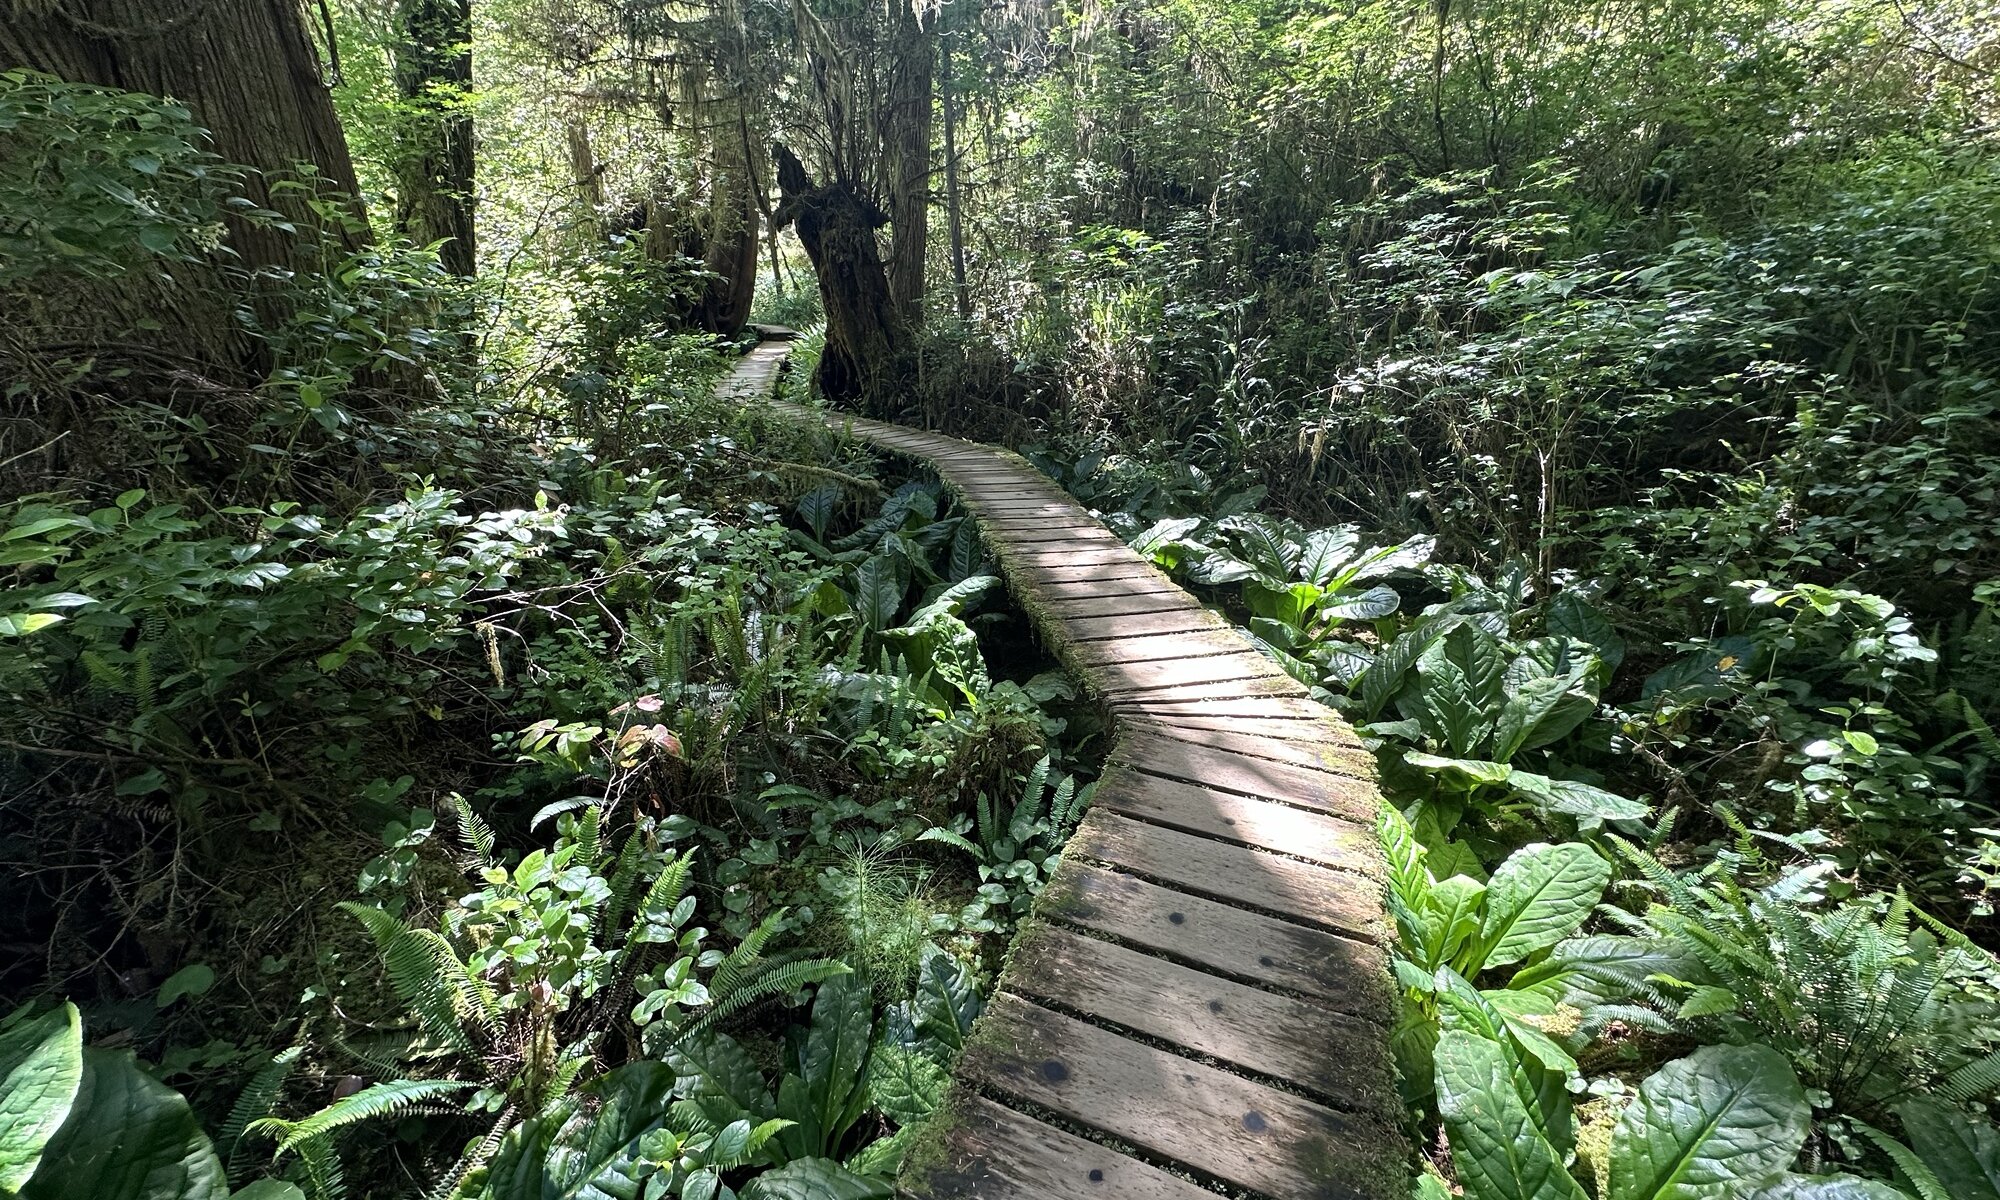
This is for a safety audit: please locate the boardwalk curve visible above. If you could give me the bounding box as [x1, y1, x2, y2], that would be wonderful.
[723, 341, 1407, 1200]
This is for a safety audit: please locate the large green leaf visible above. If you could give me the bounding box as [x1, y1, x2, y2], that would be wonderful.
[776, 972, 874, 1163]
[1508, 936, 1700, 1008]
[1472, 843, 1610, 971]
[851, 554, 904, 631]
[0, 1003, 83, 1193]
[1419, 874, 1488, 972]
[669, 1030, 773, 1129]
[1434, 1031, 1587, 1200]
[1506, 770, 1651, 821]
[1897, 1099, 2000, 1200]
[22, 1047, 227, 1200]
[1752, 1176, 1912, 1200]
[478, 1063, 678, 1200]
[1418, 626, 1508, 756]
[1608, 1044, 1809, 1200]
[739, 1158, 894, 1200]
[864, 1045, 947, 1126]
[911, 949, 983, 1058]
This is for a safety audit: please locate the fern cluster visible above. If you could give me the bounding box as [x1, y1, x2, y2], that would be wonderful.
[1599, 841, 2000, 1120]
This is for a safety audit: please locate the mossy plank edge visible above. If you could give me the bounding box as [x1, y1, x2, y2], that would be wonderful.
[752, 383, 1408, 1200]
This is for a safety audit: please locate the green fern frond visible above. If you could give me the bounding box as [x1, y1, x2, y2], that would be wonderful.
[339, 902, 496, 1051]
[1939, 1046, 2000, 1102]
[1852, 1120, 1951, 1200]
[426, 1106, 517, 1200]
[676, 958, 852, 1046]
[709, 909, 784, 1000]
[222, 1045, 301, 1176]
[445, 793, 496, 862]
[251, 1079, 475, 1156]
[294, 1132, 347, 1200]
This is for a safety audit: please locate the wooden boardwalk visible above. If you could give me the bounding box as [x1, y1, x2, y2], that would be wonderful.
[728, 341, 1405, 1200]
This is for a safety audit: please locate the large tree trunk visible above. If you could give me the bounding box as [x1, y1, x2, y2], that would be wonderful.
[695, 110, 760, 334]
[775, 144, 901, 410]
[882, 6, 933, 324]
[0, 0, 370, 377]
[392, 0, 475, 275]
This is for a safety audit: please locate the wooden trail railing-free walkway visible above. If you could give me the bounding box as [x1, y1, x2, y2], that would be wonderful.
[721, 341, 1406, 1200]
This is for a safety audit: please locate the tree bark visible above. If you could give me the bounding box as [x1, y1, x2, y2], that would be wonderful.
[0, 0, 370, 377]
[566, 117, 605, 240]
[882, 5, 933, 324]
[391, 0, 475, 275]
[695, 109, 760, 334]
[774, 144, 901, 410]
[940, 27, 971, 321]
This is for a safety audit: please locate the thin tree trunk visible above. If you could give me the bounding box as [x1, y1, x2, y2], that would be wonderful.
[883, 5, 933, 324]
[392, 0, 475, 274]
[940, 27, 971, 321]
[565, 118, 605, 239]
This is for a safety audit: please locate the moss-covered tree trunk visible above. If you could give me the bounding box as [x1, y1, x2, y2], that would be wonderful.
[882, 7, 933, 324]
[391, 0, 475, 275]
[0, 0, 370, 379]
[695, 109, 761, 334]
[775, 144, 901, 409]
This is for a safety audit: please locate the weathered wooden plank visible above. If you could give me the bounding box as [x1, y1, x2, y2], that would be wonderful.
[918, 1096, 1219, 1200]
[1028, 576, 1186, 603]
[1092, 768, 1375, 869]
[1124, 718, 1373, 771]
[1014, 562, 1166, 585]
[962, 996, 1404, 1200]
[1062, 607, 1230, 641]
[1008, 546, 1148, 567]
[1109, 733, 1378, 822]
[1008, 924, 1396, 1106]
[1066, 629, 1251, 667]
[1038, 860, 1391, 1019]
[1068, 810, 1383, 938]
[1114, 694, 1332, 720]
[1094, 652, 1290, 695]
[1036, 593, 1206, 621]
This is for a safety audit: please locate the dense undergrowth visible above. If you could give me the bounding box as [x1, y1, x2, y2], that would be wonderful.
[849, 0, 2000, 1195]
[0, 73, 1097, 1200]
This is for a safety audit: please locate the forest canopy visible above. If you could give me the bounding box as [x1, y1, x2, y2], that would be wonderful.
[2, 0, 1999, 1196]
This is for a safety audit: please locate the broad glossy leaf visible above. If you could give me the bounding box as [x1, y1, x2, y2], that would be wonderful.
[739, 1158, 894, 1199]
[1321, 583, 1401, 621]
[865, 1044, 947, 1125]
[1609, 1044, 1809, 1200]
[777, 972, 874, 1162]
[796, 486, 840, 541]
[1474, 843, 1610, 970]
[670, 1030, 773, 1128]
[1506, 771, 1650, 821]
[1546, 593, 1625, 675]
[1407, 751, 1512, 786]
[851, 554, 903, 631]
[1298, 526, 1362, 585]
[912, 949, 983, 1057]
[1897, 1099, 2000, 1200]
[479, 1062, 679, 1200]
[1419, 626, 1508, 755]
[1419, 874, 1487, 972]
[0, 1003, 83, 1192]
[1509, 936, 1701, 1008]
[1434, 1031, 1587, 1200]
[22, 1047, 226, 1200]
[1752, 1176, 1911, 1200]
